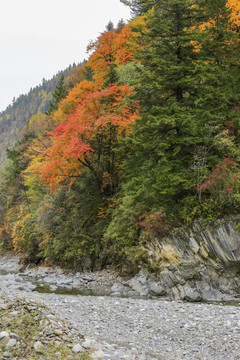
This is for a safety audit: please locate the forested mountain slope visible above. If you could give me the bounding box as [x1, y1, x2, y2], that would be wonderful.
[0, 64, 80, 169]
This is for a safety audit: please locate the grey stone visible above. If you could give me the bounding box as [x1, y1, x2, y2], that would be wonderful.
[0, 304, 8, 310]
[82, 339, 92, 348]
[111, 292, 121, 297]
[57, 278, 73, 285]
[127, 278, 143, 293]
[2, 351, 10, 358]
[183, 290, 202, 302]
[160, 271, 176, 288]
[82, 275, 93, 281]
[10, 333, 19, 340]
[72, 343, 83, 353]
[28, 284, 37, 291]
[137, 269, 148, 285]
[0, 331, 9, 339]
[91, 349, 105, 359]
[189, 237, 200, 253]
[6, 338, 17, 347]
[49, 285, 58, 292]
[111, 284, 122, 292]
[149, 282, 166, 296]
[34, 341, 44, 353]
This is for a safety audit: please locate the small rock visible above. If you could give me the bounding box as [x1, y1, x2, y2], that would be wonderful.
[132, 347, 138, 355]
[2, 351, 10, 358]
[46, 314, 56, 320]
[57, 278, 73, 285]
[28, 284, 37, 291]
[82, 275, 92, 280]
[91, 349, 105, 359]
[111, 284, 120, 291]
[72, 343, 83, 353]
[34, 341, 44, 353]
[184, 290, 202, 302]
[149, 282, 166, 296]
[54, 329, 63, 336]
[40, 319, 49, 327]
[82, 339, 91, 348]
[7, 338, 17, 347]
[0, 331, 9, 339]
[9, 311, 18, 317]
[10, 333, 19, 340]
[50, 285, 58, 292]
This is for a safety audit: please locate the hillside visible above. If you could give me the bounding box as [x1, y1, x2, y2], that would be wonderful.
[0, 64, 81, 170]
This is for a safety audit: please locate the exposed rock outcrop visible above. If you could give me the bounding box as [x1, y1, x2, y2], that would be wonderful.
[131, 216, 240, 301]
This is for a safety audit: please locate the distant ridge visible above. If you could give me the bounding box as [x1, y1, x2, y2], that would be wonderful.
[0, 63, 81, 169]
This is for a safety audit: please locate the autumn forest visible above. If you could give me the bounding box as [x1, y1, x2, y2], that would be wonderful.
[1, 0, 240, 271]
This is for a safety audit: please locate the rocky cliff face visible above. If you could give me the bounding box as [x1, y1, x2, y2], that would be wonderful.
[128, 216, 240, 302]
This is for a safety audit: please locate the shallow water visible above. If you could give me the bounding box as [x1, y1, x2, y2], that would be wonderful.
[36, 283, 113, 297]
[1, 268, 240, 305]
[0, 270, 8, 275]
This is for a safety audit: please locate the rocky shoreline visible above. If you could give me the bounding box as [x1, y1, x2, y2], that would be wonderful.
[1, 253, 240, 359]
[0, 252, 238, 304]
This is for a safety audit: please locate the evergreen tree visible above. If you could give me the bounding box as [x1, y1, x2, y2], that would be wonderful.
[108, 0, 240, 242]
[45, 74, 68, 115]
[106, 20, 115, 31]
[83, 66, 93, 81]
[103, 63, 119, 88]
[116, 19, 126, 33]
[120, 0, 153, 17]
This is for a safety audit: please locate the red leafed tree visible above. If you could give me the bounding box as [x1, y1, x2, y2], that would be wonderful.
[198, 158, 239, 204]
[40, 83, 139, 193]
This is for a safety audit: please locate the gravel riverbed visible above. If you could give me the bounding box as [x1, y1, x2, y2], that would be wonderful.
[0, 255, 240, 359]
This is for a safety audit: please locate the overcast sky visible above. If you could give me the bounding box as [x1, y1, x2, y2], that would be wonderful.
[0, 0, 131, 112]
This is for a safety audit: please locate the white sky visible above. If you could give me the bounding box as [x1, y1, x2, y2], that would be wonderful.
[0, 0, 131, 112]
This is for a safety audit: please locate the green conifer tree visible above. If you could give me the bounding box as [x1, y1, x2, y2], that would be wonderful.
[120, 0, 153, 17]
[103, 63, 119, 89]
[83, 66, 93, 81]
[107, 0, 240, 243]
[45, 74, 68, 115]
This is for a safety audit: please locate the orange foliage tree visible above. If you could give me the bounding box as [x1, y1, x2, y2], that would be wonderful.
[53, 80, 97, 124]
[86, 27, 134, 86]
[227, 0, 240, 27]
[40, 83, 139, 194]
